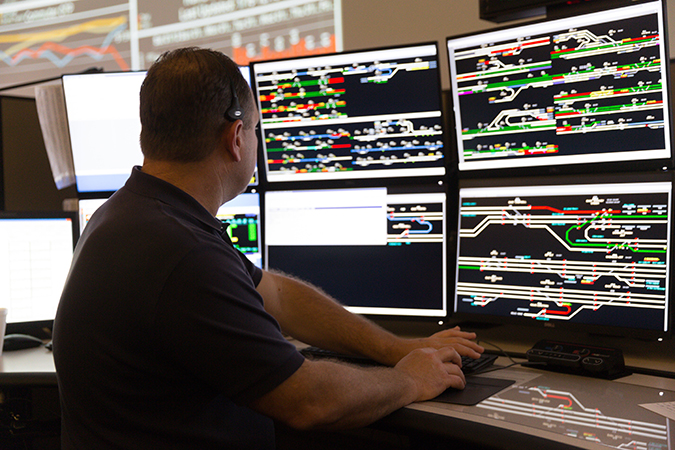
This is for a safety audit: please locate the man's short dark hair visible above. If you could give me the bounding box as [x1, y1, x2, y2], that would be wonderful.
[139, 47, 254, 162]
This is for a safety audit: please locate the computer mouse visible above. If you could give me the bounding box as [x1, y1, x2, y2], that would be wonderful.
[3, 334, 44, 351]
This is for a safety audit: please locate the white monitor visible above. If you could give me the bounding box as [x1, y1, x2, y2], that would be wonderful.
[78, 193, 261, 268]
[0, 212, 78, 333]
[63, 67, 252, 194]
[63, 71, 146, 193]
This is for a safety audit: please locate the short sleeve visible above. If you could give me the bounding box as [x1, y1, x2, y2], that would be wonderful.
[235, 247, 263, 287]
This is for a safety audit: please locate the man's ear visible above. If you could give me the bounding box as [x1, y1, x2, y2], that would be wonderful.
[222, 119, 244, 162]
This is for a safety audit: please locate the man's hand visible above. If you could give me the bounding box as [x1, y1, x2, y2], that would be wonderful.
[394, 347, 466, 402]
[417, 326, 484, 357]
[385, 326, 484, 366]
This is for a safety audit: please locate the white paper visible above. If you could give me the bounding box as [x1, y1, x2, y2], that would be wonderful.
[35, 84, 75, 189]
[639, 401, 675, 421]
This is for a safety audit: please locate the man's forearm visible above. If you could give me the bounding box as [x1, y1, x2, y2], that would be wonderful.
[260, 360, 417, 430]
[260, 271, 407, 366]
[251, 348, 464, 431]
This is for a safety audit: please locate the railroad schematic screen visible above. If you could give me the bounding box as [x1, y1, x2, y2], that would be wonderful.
[454, 182, 671, 333]
[252, 44, 446, 182]
[446, 1, 672, 172]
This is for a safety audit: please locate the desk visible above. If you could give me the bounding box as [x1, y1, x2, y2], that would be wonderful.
[379, 361, 675, 450]
[2, 349, 675, 450]
[0, 347, 56, 386]
[0, 347, 59, 449]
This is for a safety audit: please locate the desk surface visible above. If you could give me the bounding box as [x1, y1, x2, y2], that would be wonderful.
[0, 347, 55, 374]
[398, 362, 675, 450]
[2, 349, 674, 450]
[0, 347, 56, 386]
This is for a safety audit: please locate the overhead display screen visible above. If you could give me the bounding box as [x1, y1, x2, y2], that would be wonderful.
[0, 0, 341, 90]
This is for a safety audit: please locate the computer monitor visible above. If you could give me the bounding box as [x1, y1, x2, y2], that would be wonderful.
[63, 71, 147, 194]
[251, 43, 446, 183]
[265, 187, 446, 317]
[446, 0, 673, 174]
[452, 175, 672, 339]
[62, 66, 253, 194]
[0, 212, 78, 338]
[216, 193, 262, 268]
[78, 193, 262, 268]
[77, 198, 109, 235]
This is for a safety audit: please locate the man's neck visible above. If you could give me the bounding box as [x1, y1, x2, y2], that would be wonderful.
[141, 158, 233, 216]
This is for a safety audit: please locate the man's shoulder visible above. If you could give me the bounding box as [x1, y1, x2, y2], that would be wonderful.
[92, 188, 212, 239]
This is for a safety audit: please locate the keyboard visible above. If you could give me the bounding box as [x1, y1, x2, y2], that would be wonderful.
[461, 353, 498, 374]
[300, 346, 498, 374]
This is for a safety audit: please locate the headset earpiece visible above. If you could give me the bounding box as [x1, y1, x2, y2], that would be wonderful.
[225, 82, 244, 122]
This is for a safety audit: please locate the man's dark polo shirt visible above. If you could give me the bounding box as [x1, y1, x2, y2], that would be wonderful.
[53, 167, 304, 450]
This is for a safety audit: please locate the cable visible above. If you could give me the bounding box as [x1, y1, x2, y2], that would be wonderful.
[476, 339, 518, 365]
[473, 339, 548, 375]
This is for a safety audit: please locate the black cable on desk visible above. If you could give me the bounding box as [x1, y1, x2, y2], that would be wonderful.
[472, 339, 548, 375]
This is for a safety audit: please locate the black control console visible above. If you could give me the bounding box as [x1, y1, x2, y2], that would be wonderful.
[526, 339, 628, 379]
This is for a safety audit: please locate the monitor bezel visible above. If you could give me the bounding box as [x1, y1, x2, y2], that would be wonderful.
[445, 0, 675, 179]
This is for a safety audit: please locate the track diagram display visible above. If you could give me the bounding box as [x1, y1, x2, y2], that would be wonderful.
[253, 44, 446, 182]
[387, 200, 443, 245]
[447, 1, 672, 171]
[467, 371, 675, 450]
[454, 182, 671, 332]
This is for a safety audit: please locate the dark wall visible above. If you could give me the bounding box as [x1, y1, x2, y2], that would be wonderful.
[0, 96, 77, 211]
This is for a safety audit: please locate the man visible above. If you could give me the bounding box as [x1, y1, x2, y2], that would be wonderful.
[53, 47, 484, 449]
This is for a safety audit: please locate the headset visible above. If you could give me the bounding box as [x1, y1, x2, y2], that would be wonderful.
[213, 50, 245, 122]
[224, 80, 244, 122]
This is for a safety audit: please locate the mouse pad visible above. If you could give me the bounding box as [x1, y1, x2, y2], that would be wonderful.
[433, 376, 515, 406]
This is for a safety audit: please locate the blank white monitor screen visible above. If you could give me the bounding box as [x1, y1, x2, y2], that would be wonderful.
[0, 214, 77, 325]
[63, 71, 146, 193]
[63, 67, 252, 193]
